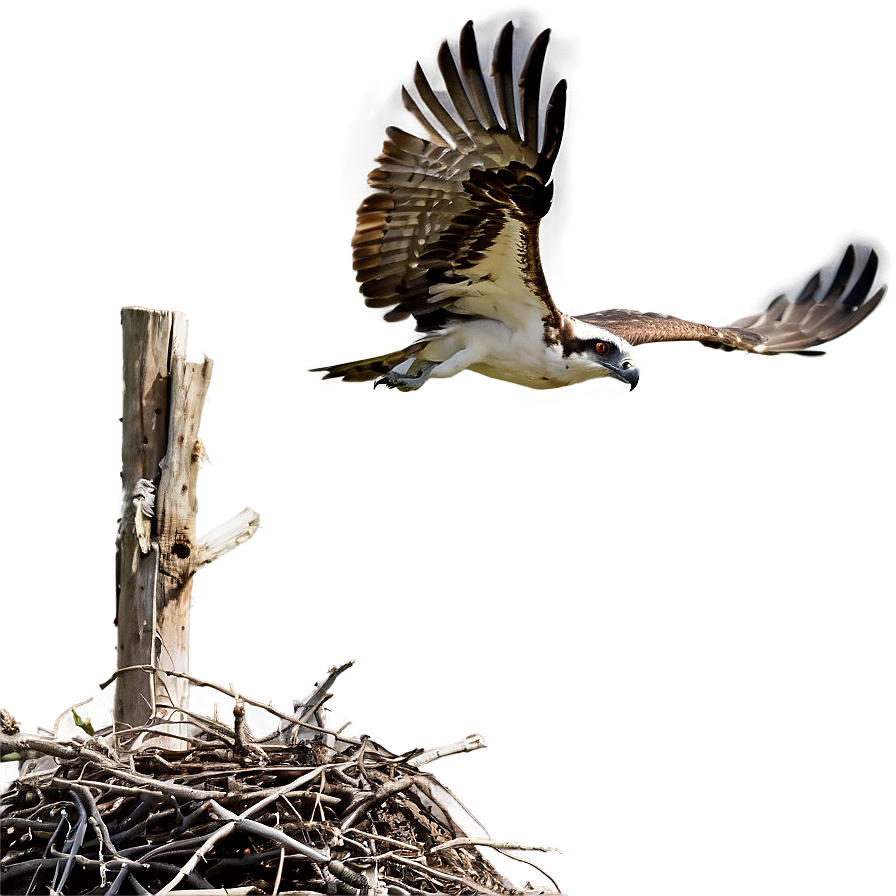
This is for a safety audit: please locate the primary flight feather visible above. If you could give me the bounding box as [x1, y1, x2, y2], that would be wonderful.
[313, 21, 885, 392]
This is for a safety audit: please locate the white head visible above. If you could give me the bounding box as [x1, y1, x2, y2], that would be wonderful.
[558, 318, 639, 389]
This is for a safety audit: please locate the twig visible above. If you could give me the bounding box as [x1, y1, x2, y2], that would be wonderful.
[340, 775, 426, 830]
[407, 733, 487, 767]
[156, 763, 343, 894]
[54, 790, 88, 894]
[100, 665, 363, 745]
[207, 800, 329, 862]
[430, 837, 561, 854]
[1, 733, 80, 761]
[165, 890, 257, 895]
[272, 846, 286, 896]
[385, 853, 506, 895]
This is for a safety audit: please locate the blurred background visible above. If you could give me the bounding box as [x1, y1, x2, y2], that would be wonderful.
[2, 1, 894, 893]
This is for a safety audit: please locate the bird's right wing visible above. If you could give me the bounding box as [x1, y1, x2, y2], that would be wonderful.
[576, 244, 886, 354]
[352, 21, 567, 331]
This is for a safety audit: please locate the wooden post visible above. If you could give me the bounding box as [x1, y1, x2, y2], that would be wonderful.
[116, 308, 259, 741]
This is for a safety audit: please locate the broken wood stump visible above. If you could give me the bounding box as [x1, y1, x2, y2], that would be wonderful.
[115, 308, 259, 741]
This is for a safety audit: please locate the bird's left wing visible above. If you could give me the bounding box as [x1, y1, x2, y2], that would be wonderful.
[352, 21, 567, 330]
[576, 244, 886, 354]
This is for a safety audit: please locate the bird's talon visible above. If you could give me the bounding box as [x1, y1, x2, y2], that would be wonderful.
[374, 362, 438, 392]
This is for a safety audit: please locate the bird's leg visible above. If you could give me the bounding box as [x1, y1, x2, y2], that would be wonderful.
[374, 358, 439, 391]
[374, 340, 484, 391]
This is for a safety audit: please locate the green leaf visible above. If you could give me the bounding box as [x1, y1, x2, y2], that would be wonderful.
[72, 708, 95, 736]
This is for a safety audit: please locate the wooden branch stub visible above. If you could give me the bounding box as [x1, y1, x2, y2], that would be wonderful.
[192, 508, 261, 573]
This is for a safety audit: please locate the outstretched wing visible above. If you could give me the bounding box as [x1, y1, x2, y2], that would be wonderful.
[352, 21, 566, 330]
[576, 244, 886, 355]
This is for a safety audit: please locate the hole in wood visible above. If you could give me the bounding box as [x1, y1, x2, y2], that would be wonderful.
[172, 543, 191, 559]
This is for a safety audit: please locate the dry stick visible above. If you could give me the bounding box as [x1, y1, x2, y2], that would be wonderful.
[54, 792, 88, 894]
[232, 698, 252, 749]
[384, 853, 506, 896]
[1, 856, 144, 887]
[23, 812, 69, 896]
[345, 827, 425, 853]
[175, 765, 318, 784]
[412, 780, 525, 893]
[67, 783, 144, 868]
[57, 779, 182, 801]
[152, 703, 236, 745]
[407, 733, 487, 767]
[1, 734, 80, 761]
[100, 665, 363, 746]
[133, 832, 223, 864]
[43, 849, 212, 888]
[156, 762, 351, 894]
[272, 846, 286, 896]
[195, 848, 283, 868]
[79, 750, 233, 802]
[61, 773, 223, 804]
[430, 837, 560, 855]
[110, 722, 210, 749]
[381, 875, 426, 895]
[340, 775, 427, 830]
[105, 863, 132, 896]
[207, 801, 329, 862]
[2, 818, 62, 834]
[408, 778, 475, 837]
[295, 661, 355, 723]
[165, 889, 257, 896]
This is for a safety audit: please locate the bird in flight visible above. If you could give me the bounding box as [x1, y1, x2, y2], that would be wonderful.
[314, 21, 885, 392]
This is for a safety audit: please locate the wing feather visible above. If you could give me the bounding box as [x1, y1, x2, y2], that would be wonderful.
[412, 61, 476, 151]
[352, 20, 567, 327]
[492, 22, 522, 142]
[437, 40, 499, 153]
[576, 309, 765, 351]
[576, 245, 886, 354]
[519, 29, 551, 147]
[458, 21, 499, 129]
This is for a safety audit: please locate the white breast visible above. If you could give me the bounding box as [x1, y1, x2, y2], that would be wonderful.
[459, 319, 610, 389]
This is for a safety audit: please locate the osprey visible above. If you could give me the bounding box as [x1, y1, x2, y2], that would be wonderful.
[314, 21, 886, 392]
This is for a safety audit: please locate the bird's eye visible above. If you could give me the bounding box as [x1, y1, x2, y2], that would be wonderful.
[594, 341, 609, 355]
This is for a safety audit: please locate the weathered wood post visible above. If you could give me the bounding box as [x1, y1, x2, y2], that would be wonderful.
[116, 308, 258, 740]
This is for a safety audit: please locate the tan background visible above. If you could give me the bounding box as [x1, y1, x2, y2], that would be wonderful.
[2, 2, 893, 893]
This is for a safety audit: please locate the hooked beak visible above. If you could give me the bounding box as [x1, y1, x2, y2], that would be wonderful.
[610, 360, 639, 391]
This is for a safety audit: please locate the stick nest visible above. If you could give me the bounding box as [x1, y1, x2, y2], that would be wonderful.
[1, 665, 558, 895]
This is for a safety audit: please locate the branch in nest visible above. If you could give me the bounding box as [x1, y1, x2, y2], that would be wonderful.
[431, 837, 561, 854]
[408, 732, 487, 767]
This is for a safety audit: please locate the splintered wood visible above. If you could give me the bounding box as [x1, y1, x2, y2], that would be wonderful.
[116, 307, 259, 742]
[1, 665, 560, 895]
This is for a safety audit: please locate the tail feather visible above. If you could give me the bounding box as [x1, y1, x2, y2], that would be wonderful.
[311, 342, 429, 383]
